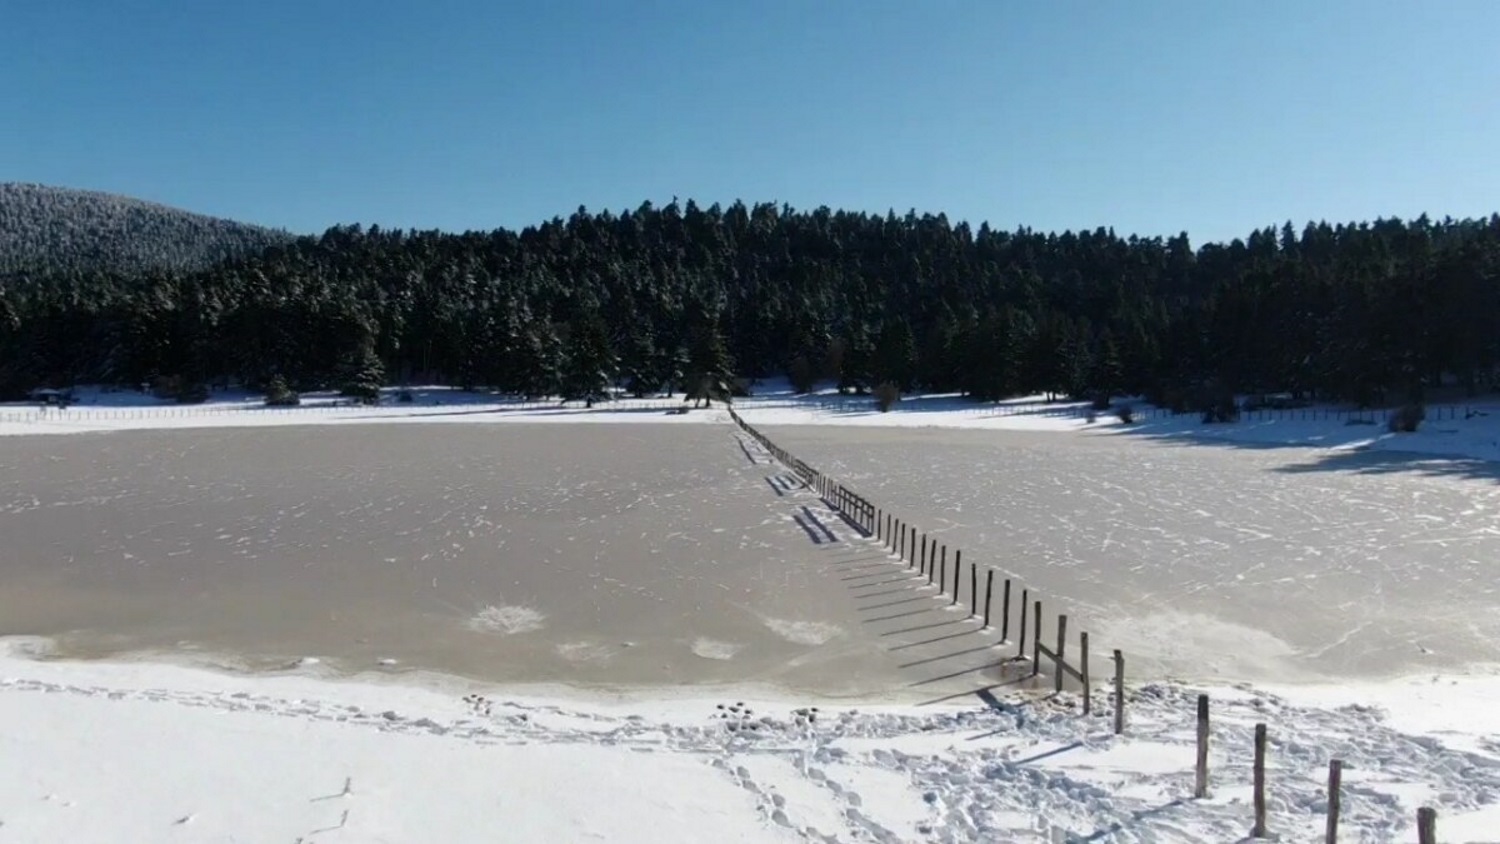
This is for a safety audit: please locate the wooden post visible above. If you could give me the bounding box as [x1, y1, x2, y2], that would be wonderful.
[1080, 632, 1090, 715]
[1017, 590, 1029, 657]
[1252, 723, 1268, 838]
[983, 570, 994, 627]
[1113, 650, 1125, 735]
[927, 538, 936, 584]
[1416, 807, 1436, 844]
[1001, 579, 1012, 640]
[920, 535, 928, 574]
[875, 507, 882, 540]
[948, 548, 960, 608]
[969, 556, 978, 616]
[1031, 600, 1042, 676]
[1194, 694, 1210, 799]
[939, 545, 947, 594]
[1054, 615, 1067, 692]
[1326, 759, 1342, 844]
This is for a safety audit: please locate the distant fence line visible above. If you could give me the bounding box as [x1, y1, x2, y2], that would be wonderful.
[726, 406, 1121, 731]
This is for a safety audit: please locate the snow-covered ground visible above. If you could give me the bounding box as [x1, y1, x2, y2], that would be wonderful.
[6, 382, 1498, 467]
[4, 383, 1500, 841]
[3, 639, 1498, 843]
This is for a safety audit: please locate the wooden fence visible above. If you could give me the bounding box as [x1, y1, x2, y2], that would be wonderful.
[731, 406, 1456, 841]
[726, 407, 1122, 730]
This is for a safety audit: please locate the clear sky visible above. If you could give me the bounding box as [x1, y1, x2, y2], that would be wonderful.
[4, 1, 1497, 244]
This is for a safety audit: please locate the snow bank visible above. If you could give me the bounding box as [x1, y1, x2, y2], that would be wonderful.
[2, 640, 1496, 843]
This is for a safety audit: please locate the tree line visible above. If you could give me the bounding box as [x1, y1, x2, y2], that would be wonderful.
[0, 183, 293, 276]
[1, 198, 1497, 409]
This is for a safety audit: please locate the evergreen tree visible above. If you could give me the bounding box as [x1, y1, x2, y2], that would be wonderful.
[560, 309, 616, 407]
[339, 342, 384, 404]
[685, 320, 733, 408]
[872, 318, 918, 391]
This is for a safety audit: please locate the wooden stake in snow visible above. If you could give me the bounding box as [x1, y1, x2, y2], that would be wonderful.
[1054, 614, 1067, 693]
[1252, 723, 1268, 838]
[1417, 807, 1436, 844]
[939, 545, 947, 595]
[1194, 694, 1210, 799]
[983, 570, 995, 627]
[1018, 589, 1029, 658]
[1080, 632, 1091, 715]
[1001, 579, 1012, 640]
[968, 555, 977, 616]
[1031, 599, 1042, 676]
[1113, 650, 1125, 735]
[1326, 759, 1342, 844]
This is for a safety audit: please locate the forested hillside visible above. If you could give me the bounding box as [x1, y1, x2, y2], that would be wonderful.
[1, 198, 1497, 407]
[0, 183, 293, 276]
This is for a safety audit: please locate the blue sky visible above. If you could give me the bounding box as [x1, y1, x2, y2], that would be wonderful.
[4, 1, 1497, 244]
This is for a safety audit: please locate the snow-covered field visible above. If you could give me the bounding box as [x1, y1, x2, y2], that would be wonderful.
[5, 639, 1499, 843]
[3, 385, 1500, 841]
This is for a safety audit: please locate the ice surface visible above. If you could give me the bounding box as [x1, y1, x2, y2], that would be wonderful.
[758, 425, 1500, 683]
[0, 424, 1029, 699]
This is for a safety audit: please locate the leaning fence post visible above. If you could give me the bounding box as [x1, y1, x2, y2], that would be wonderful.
[983, 570, 994, 627]
[1080, 632, 1090, 714]
[1194, 694, 1210, 799]
[1326, 759, 1342, 844]
[1416, 807, 1436, 844]
[1252, 723, 1268, 838]
[1113, 650, 1125, 735]
[1054, 615, 1067, 692]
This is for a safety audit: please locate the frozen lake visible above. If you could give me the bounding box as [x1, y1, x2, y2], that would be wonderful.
[0, 424, 1037, 700]
[765, 425, 1500, 682]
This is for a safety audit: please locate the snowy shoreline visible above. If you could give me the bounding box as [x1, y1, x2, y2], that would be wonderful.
[6, 382, 1500, 468]
[4, 638, 1500, 842]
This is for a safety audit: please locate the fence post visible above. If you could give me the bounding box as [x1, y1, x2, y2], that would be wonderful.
[969, 556, 977, 616]
[1001, 579, 1012, 640]
[1194, 694, 1210, 798]
[1113, 650, 1125, 735]
[1017, 590, 1029, 658]
[939, 545, 947, 595]
[1080, 632, 1090, 715]
[1252, 723, 1268, 838]
[1054, 614, 1068, 692]
[983, 570, 994, 627]
[1326, 759, 1342, 844]
[920, 535, 928, 575]
[1416, 807, 1436, 844]
[950, 549, 961, 606]
[1031, 600, 1042, 676]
